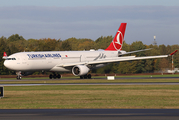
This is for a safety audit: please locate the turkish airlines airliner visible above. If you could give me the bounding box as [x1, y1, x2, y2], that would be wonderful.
[3, 23, 178, 79]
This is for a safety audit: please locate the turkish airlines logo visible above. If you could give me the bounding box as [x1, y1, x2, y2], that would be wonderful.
[112, 31, 123, 50]
[4, 52, 7, 57]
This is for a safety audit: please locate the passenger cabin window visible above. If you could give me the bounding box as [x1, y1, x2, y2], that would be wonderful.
[6, 58, 16, 60]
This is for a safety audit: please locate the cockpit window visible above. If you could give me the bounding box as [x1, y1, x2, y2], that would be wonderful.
[6, 58, 16, 60]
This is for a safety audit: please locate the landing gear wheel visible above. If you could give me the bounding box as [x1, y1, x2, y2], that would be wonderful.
[49, 74, 53, 79]
[80, 74, 92, 79]
[80, 76, 83, 79]
[87, 74, 91, 79]
[84, 74, 88, 79]
[16, 76, 21, 80]
[57, 74, 61, 79]
[53, 74, 57, 79]
[49, 73, 61, 79]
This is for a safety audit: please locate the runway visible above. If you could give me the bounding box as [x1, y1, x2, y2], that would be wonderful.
[1, 76, 179, 86]
[1, 76, 179, 82]
[1, 109, 179, 120]
[1, 82, 179, 86]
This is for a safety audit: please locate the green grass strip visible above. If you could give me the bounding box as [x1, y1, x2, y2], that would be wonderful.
[1, 85, 179, 109]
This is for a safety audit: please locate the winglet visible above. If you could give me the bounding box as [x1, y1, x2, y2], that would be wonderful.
[169, 50, 178, 56]
[2, 52, 8, 59]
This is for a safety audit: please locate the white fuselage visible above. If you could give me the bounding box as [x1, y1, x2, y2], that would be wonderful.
[4, 50, 118, 72]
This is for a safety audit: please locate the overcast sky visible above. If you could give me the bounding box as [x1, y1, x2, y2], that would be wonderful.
[0, 0, 179, 45]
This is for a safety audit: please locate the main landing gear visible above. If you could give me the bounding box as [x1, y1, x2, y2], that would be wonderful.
[49, 73, 61, 79]
[80, 74, 91, 79]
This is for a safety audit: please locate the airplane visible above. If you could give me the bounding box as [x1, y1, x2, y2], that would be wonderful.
[3, 23, 178, 80]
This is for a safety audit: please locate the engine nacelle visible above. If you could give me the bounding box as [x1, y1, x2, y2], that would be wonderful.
[72, 65, 90, 76]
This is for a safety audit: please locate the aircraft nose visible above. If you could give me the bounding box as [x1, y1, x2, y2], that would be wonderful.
[4, 60, 10, 69]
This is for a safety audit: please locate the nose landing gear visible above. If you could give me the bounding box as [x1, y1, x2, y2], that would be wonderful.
[16, 71, 22, 80]
[16, 76, 22, 80]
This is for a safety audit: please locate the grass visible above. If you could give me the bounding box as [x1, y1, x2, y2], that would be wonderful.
[1, 76, 179, 109]
[1, 78, 179, 84]
[117, 74, 179, 78]
[94, 74, 179, 78]
[1, 85, 179, 109]
[1, 73, 179, 80]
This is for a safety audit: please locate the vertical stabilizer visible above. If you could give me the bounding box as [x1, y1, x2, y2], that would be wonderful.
[105, 23, 127, 51]
[2, 52, 8, 59]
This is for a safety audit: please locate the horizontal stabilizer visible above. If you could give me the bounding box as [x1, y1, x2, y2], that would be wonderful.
[119, 48, 153, 56]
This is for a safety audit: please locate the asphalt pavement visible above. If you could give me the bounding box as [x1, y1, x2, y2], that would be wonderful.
[1, 109, 179, 120]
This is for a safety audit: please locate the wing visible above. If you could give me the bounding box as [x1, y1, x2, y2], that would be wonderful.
[57, 55, 168, 67]
[54, 50, 177, 68]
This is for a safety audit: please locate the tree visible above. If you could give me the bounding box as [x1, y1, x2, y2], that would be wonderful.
[159, 58, 170, 73]
[159, 44, 167, 55]
[95, 36, 113, 50]
[39, 38, 58, 51]
[0, 36, 12, 75]
[130, 41, 146, 73]
[145, 59, 154, 73]
[130, 41, 146, 56]
[121, 40, 130, 52]
[117, 61, 137, 74]
[7, 34, 25, 42]
[61, 40, 72, 51]
[77, 39, 95, 50]
[26, 39, 39, 51]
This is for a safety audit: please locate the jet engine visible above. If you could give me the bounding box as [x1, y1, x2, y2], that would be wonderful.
[72, 65, 90, 76]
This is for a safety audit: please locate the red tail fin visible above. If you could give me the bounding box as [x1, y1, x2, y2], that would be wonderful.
[105, 23, 127, 51]
[3, 52, 8, 59]
[3, 52, 7, 57]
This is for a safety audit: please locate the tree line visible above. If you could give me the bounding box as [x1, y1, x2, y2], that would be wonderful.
[0, 34, 179, 75]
